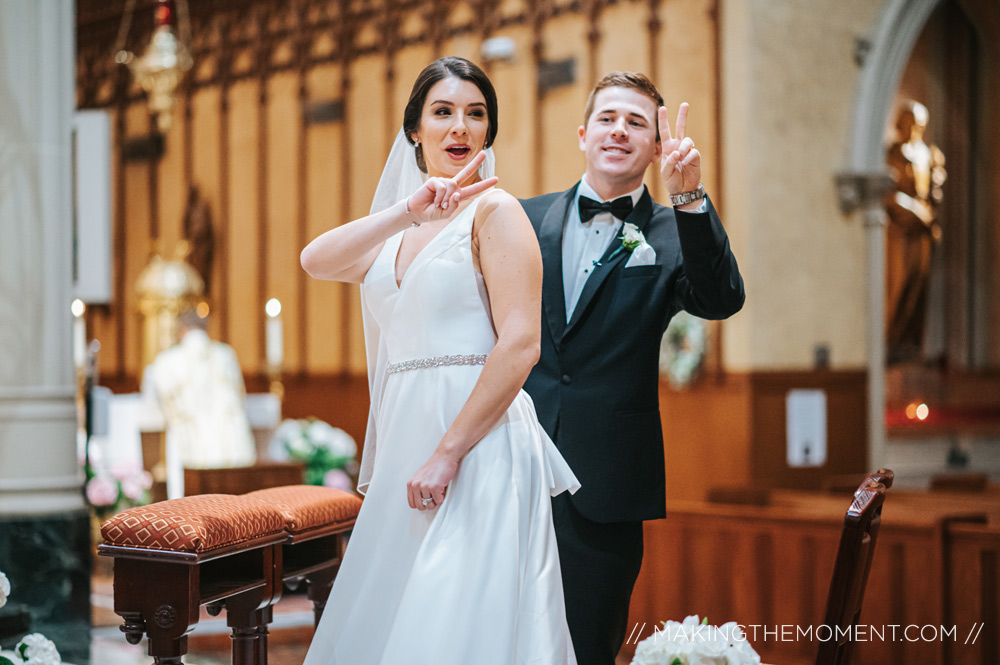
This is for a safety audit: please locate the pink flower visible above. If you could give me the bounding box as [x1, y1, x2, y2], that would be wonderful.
[86, 476, 119, 507]
[322, 469, 355, 493]
[119, 472, 152, 501]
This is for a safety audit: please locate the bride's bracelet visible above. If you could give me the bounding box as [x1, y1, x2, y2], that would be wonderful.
[404, 196, 420, 227]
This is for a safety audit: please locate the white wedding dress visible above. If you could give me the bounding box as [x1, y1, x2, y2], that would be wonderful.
[302, 190, 580, 665]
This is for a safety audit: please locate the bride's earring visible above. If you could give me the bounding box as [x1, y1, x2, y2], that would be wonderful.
[413, 139, 427, 173]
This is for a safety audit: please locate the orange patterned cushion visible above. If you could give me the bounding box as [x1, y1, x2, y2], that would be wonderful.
[101, 494, 286, 552]
[244, 485, 362, 534]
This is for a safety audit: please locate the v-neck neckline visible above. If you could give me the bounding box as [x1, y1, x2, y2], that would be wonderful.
[392, 193, 482, 289]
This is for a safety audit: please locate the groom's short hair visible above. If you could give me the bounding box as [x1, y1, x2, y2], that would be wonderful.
[583, 71, 664, 140]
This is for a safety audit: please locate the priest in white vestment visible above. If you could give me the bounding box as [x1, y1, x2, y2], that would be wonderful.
[142, 310, 256, 478]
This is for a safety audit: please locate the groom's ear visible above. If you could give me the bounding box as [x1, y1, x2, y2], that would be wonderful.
[652, 138, 662, 164]
[577, 125, 586, 151]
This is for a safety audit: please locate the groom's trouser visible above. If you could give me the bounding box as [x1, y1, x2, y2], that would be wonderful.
[552, 493, 644, 665]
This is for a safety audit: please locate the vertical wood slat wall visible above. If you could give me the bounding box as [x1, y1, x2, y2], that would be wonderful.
[77, 0, 720, 383]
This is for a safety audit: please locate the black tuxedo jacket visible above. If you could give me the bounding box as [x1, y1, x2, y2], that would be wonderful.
[520, 183, 745, 523]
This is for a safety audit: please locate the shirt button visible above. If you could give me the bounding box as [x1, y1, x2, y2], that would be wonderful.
[561, 374, 571, 385]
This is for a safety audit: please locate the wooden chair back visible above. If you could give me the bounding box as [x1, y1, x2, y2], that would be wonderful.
[815, 468, 893, 665]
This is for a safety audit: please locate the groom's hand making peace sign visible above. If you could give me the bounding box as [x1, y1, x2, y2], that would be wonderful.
[658, 102, 703, 210]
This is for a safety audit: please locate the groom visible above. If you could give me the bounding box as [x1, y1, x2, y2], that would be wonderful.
[521, 72, 745, 664]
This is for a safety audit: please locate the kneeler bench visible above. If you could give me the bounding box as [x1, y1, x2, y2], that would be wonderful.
[99, 486, 362, 665]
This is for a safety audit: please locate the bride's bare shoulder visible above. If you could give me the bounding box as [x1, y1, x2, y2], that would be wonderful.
[473, 188, 530, 233]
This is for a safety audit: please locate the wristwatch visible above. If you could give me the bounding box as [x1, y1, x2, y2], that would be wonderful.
[669, 183, 706, 207]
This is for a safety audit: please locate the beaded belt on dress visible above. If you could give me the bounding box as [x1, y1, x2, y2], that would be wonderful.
[386, 354, 489, 374]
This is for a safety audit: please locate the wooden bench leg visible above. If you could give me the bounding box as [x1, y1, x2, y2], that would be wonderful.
[255, 607, 273, 665]
[112, 559, 200, 665]
[306, 566, 337, 627]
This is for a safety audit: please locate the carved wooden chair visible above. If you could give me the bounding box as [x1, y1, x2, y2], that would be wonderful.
[814, 468, 893, 665]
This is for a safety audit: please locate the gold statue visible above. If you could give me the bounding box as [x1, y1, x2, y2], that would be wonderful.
[885, 100, 947, 362]
[136, 240, 205, 369]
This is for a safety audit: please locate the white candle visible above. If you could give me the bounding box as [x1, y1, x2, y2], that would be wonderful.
[265, 298, 283, 368]
[71, 299, 86, 368]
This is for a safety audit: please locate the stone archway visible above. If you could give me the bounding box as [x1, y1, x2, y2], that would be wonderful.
[838, 0, 942, 468]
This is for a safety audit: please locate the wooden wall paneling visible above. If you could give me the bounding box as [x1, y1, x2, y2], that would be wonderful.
[628, 517, 684, 642]
[539, 13, 588, 195]
[946, 523, 1000, 665]
[582, 0, 602, 91]
[189, 85, 223, 323]
[392, 45, 435, 121]
[157, 102, 185, 260]
[596, 2, 649, 81]
[527, 0, 546, 198]
[773, 530, 820, 662]
[749, 371, 868, 491]
[381, 2, 401, 201]
[246, 372, 369, 443]
[183, 90, 194, 194]
[335, 3, 356, 375]
[215, 14, 234, 344]
[423, 0, 449, 58]
[658, 374, 752, 501]
[304, 64, 343, 374]
[901, 527, 947, 665]
[225, 81, 262, 373]
[442, 1, 479, 61]
[123, 103, 153, 377]
[295, 7, 311, 375]
[656, 0, 719, 200]
[266, 72, 304, 372]
[624, 495, 995, 665]
[256, 5, 272, 374]
[644, 0, 662, 204]
[346, 55, 389, 374]
[146, 112, 160, 241]
[487, 26, 533, 199]
[709, 0, 722, 211]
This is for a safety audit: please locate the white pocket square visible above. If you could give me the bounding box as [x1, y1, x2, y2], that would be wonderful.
[625, 242, 656, 268]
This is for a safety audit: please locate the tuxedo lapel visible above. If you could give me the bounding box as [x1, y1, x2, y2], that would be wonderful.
[564, 188, 654, 336]
[539, 187, 575, 344]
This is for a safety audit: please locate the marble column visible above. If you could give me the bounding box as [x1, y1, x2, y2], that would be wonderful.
[0, 2, 91, 663]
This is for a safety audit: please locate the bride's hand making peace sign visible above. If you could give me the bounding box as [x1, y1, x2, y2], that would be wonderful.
[658, 102, 701, 197]
[405, 150, 499, 225]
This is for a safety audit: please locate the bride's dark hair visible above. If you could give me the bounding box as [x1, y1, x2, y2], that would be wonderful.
[403, 57, 498, 173]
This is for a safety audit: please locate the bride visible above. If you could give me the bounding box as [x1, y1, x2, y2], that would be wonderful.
[299, 57, 580, 665]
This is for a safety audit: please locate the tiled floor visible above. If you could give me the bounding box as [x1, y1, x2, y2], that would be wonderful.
[91, 566, 313, 665]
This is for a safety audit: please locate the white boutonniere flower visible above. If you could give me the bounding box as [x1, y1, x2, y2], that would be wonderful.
[620, 222, 645, 250]
[601, 223, 647, 264]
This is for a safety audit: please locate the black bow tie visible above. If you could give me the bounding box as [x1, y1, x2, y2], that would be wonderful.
[578, 195, 634, 223]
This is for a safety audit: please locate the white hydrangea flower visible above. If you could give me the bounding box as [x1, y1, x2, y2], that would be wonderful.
[15, 634, 61, 665]
[308, 421, 356, 458]
[631, 616, 760, 665]
[0, 571, 10, 609]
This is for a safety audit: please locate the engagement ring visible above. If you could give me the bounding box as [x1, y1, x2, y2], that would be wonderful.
[421, 497, 434, 506]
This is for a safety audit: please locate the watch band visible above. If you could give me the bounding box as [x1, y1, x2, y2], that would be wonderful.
[669, 182, 706, 207]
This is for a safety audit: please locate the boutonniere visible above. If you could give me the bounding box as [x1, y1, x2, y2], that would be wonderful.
[602, 222, 645, 264]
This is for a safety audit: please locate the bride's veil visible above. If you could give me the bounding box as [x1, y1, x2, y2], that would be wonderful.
[357, 128, 495, 493]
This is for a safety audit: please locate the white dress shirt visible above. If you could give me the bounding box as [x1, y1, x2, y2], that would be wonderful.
[562, 177, 645, 321]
